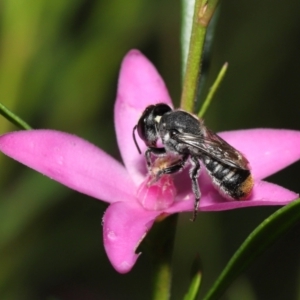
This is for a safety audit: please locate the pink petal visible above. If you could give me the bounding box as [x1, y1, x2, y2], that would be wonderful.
[115, 49, 173, 185]
[103, 201, 159, 273]
[166, 179, 298, 213]
[199, 180, 298, 211]
[136, 175, 176, 210]
[218, 129, 300, 180]
[164, 168, 298, 213]
[0, 130, 135, 203]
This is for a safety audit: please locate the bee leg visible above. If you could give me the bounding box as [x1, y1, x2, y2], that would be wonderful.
[189, 156, 201, 222]
[155, 154, 189, 180]
[145, 148, 166, 169]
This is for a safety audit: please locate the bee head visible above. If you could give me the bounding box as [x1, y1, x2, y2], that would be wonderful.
[133, 103, 172, 153]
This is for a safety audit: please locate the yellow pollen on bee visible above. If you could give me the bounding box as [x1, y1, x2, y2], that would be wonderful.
[239, 175, 254, 199]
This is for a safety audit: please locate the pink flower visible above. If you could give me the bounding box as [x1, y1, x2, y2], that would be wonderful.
[0, 50, 300, 273]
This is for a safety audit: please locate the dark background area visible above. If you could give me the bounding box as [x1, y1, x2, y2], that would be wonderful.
[0, 0, 299, 299]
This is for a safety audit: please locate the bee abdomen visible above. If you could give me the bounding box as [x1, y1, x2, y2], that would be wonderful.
[203, 156, 253, 200]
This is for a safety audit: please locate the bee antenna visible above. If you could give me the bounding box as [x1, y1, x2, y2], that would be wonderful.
[133, 125, 142, 154]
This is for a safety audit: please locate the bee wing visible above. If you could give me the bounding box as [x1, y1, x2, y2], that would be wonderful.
[173, 128, 250, 170]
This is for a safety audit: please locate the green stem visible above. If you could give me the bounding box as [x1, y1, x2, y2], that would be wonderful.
[181, 0, 220, 113]
[198, 62, 228, 118]
[0, 102, 32, 130]
[150, 214, 178, 300]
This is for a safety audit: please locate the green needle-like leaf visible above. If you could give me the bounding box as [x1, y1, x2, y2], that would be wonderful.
[198, 62, 228, 118]
[0, 102, 32, 130]
[184, 256, 202, 300]
[203, 198, 300, 300]
[184, 273, 202, 300]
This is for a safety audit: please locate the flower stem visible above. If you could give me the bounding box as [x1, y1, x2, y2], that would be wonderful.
[151, 214, 178, 300]
[0, 102, 32, 130]
[180, 0, 220, 113]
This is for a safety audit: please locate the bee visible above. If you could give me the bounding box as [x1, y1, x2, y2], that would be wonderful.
[133, 103, 253, 221]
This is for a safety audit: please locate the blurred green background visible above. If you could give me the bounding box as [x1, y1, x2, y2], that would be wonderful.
[0, 0, 299, 299]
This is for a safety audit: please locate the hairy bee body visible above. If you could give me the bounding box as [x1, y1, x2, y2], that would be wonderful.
[202, 155, 253, 200]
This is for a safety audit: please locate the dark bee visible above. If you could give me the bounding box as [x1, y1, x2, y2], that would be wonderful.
[133, 103, 253, 221]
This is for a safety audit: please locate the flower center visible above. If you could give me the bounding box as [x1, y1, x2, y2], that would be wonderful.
[136, 174, 176, 211]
